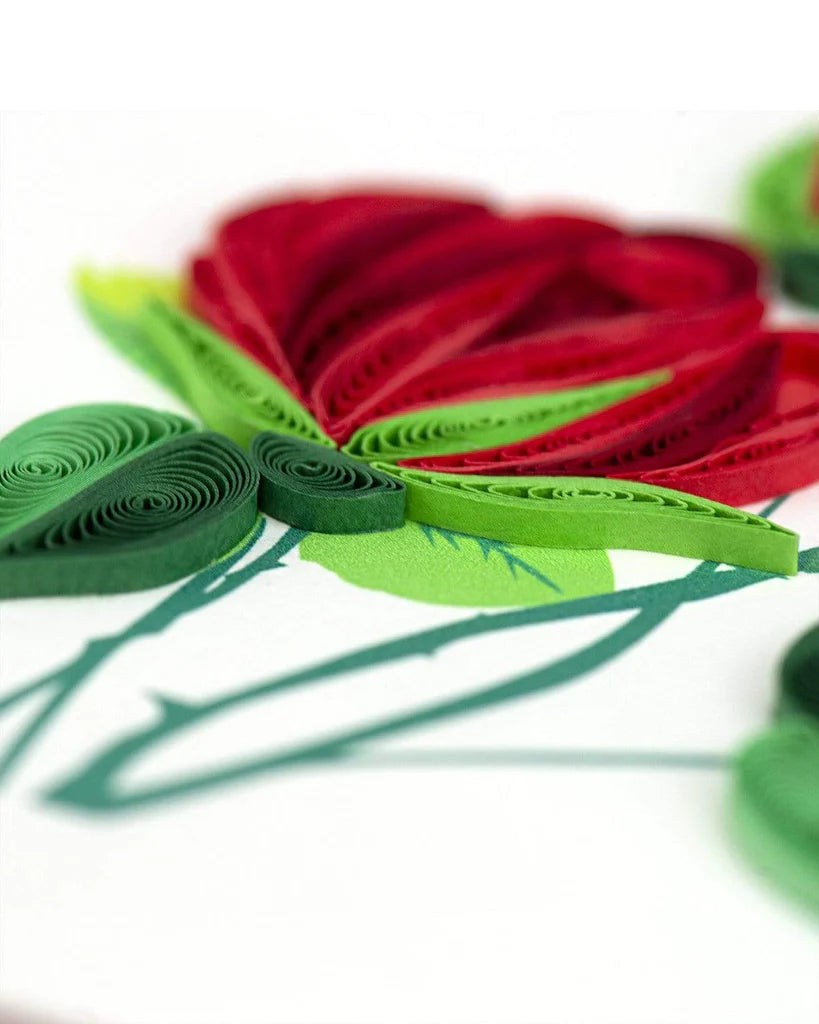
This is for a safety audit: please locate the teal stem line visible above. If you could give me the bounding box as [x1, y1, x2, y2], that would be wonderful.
[328, 748, 731, 771]
[419, 524, 562, 593]
[44, 595, 700, 810]
[2, 492, 814, 815]
[45, 535, 819, 813]
[0, 522, 305, 785]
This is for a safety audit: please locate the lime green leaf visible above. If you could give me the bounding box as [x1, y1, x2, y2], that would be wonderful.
[75, 269, 333, 449]
[300, 522, 613, 607]
[76, 268, 183, 390]
[343, 372, 668, 463]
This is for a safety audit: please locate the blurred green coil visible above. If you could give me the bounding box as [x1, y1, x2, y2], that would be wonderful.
[743, 133, 819, 308]
[732, 719, 819, 913]
[779, 623, 819, 722]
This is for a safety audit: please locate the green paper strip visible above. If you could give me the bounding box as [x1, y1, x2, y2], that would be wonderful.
[778, 623, 819, 721]
[77, 270, 332, 448]
[251, 432, 405, 533]
[732, 719, 819, 913]
[342, 371, 668, 463]
[138, 301, 333, 448]
[76, 269, 186, 392]
[0, 403, 196, 541]
[376, 466, 798, 574]
[0, 431, 258, 597]
[743, 135, 819, 252]
[778, 249, 819, 309]
[743, 134, 819, 309]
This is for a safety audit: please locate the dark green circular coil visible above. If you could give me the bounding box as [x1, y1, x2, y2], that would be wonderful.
[778, 623, 819, 722]
[0, 406, 259, 596]
[250, 432, 405, 533]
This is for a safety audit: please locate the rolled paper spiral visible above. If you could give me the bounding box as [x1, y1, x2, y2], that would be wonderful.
[732, 719, 819, 912]
[778, 623, 819, 722]
[342, 372, 667, 464]
[378, 466, 798, 575]
[0, 403, 196, 541]
[0, 409, 259, 597]
[251, 432, 405, 533]
[744, 134, 819, 308]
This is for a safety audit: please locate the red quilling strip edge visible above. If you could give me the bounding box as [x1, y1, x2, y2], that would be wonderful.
[402, 339, 779, 477]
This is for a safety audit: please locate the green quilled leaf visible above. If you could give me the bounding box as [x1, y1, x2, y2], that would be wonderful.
[251, 431, 405, 533]
[74, 268, 801, 578]
[0, 404, 259, 597]
[377, 466, 799, 576]
[342, 371, 668, 463]
[77, 270, 332, 448]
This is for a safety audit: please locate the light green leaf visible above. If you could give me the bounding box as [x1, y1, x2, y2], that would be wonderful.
[343, 372, 668, 463]
[300, 522, 613, 607]
[76, 268, 333, 448]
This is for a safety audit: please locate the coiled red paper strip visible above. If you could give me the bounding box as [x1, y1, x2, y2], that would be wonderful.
[183, 188, 819, 507]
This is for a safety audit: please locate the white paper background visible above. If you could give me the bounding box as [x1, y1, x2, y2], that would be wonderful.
[1, 112, 818, 1024]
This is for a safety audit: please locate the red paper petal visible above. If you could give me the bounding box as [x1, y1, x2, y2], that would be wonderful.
[312, 256, 571, 440]
[181, 186, 819, 508]
[401, 340, 779, 477]
[628, 331, 819, 504]
[285, 211, 623, 383]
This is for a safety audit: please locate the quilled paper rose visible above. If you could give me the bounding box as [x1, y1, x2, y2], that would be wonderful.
[5, 185, 818, 596]
[72, 188, 818, 572]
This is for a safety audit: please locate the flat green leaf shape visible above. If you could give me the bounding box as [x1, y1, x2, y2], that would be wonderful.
[342, 372, 668, 463]
[300, 521, 613, 607]
[76, 270, 332, 449]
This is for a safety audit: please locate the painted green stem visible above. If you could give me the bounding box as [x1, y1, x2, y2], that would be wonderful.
[0, 523, 305, 784]
[3, 496, 814, 816]
[44, 506, 819, 814]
